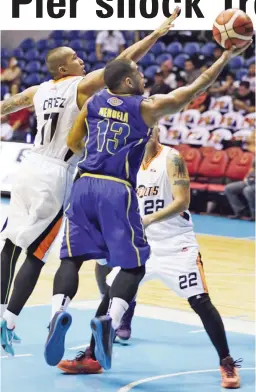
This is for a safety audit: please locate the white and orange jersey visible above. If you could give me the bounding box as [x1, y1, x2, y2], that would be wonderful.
[33, 76, 84, 166]
[137, 145, 197, 248]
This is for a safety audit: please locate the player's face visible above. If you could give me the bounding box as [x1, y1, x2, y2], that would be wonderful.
[63, 49, 85, 76]
[129, 62, 145, 95]
[146, 126, 159, 149]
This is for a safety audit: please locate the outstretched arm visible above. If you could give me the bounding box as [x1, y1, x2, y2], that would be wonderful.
[0, 86, 38, 116]
[143, 150, 190, 227]
[77, 8, 180, 108]
[141, 42, 252, 127]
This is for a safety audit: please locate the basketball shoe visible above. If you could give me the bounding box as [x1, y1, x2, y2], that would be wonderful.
[57, 347, 102, 374]
[220, 356, 242, 388]
[116, 300, 136, 341]
[0, 319, 15, 356]
[44, 311, 72, 366]
[90, 315, 115, 370]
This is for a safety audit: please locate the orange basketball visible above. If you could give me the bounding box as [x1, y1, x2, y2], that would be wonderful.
[213, 8, 254, 49]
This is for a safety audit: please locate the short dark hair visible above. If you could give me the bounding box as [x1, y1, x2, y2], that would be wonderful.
[104, 59, 133, 90]
[240, 81, 250, 89]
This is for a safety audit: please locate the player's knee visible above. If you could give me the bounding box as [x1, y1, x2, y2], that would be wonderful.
[26, 252, 45, 268]
[188, 293, 212, 315]
[121, 265, 146, 284]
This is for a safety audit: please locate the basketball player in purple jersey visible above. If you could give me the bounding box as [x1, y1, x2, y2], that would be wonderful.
[44, 39, 251, 371]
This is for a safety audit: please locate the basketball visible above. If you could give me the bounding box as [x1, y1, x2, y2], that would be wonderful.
[213, 8, 254, 49]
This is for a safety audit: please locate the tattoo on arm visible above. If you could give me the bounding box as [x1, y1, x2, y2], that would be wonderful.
[173, 179, 190, 187]
[172, 155, 187, 178]
[1, 93, 31, 116]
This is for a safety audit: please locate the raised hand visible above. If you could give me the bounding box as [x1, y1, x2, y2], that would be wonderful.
[155, 6, 181, 37]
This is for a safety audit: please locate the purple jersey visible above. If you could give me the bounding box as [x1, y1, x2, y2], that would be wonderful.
[78, 89, 151, 187]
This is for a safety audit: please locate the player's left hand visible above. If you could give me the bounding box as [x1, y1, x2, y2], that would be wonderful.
[142, 215, 153, 228]
[154, 6, 181, 37]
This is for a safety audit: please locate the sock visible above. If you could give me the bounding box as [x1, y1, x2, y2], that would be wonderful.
[108, 297, 129, 330]
[3, 309, 17, 329]
[0, 304, 7, 319]
[51, 294, 71, 320]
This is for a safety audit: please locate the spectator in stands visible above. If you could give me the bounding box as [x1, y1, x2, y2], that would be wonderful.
[176, 76, 187, 88]
[0, 57, 21, 87]
[184, 59, 200, 84]
[150, 70, 171, 96]
[209, 72, 236, 97]
[96, 30, 125, 61]
[233, 81, 255, 114]
[4, 84, 31, 142]
[160, 59, 177, 90]
[225, 159, 255, 221]
[242, 63, 255, 92]
[213, 47, 222, 61]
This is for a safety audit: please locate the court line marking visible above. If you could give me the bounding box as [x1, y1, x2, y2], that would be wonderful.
[196, 232, 254, 241]
[69, 301, 255, 335]
[189, 329, 205, 333]
[68, 344, 88, 351]
[118, 368, 256, 391]
[1, 354, 33, 359]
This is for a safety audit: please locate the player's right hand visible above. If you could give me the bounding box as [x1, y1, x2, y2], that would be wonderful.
[225, 40, 253, 58]
[155, 6, 181, 37]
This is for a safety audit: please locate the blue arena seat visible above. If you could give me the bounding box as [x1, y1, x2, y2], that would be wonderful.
[11, 48, 24, 59]
[25, 61, 41, 73]
[228, 56, 244, 70]
[236, 68, 248, 81]
[18, 60, 26, 69]
[151, 42, 166, 55]
[77, 51, 87, 62]
[24, 49, 40, 61]
[67, 31, 82, 40]
[166, 42, 182, 56]
[155, 53, 172, 65]
[39, 50, 48, 63]
[184, 42, 201, 56]
[144, 65, 159, 80]
[139, 53, 156, 67]
[1, 84, 9, 99]
[80, 31, 97, 40]
[1, 59, 8, 69]
[173, 53, 189, 68]
[87, 52, 98, 64]
[84, 41, 96, 52]
[19, 38, 35, 51]
[23, 73, 41, 86]
[49, 31, 67, 40]
[201, 42, 217, 57]
[70, 40, 85, 51]
[36, 39, 54, 51]
[1, 48, 9, 59]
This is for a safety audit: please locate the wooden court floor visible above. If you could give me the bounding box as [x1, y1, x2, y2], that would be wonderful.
[14, 234, 255, 321]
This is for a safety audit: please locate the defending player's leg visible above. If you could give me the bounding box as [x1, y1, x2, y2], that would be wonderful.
[95, 262, 113, 298]
[188, 293, 241, 389]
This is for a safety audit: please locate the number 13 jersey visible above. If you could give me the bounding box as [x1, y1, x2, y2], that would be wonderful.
[137, 145, 197, 247]
[78, 89, 152, 187]
[33, 76, 84, 166]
